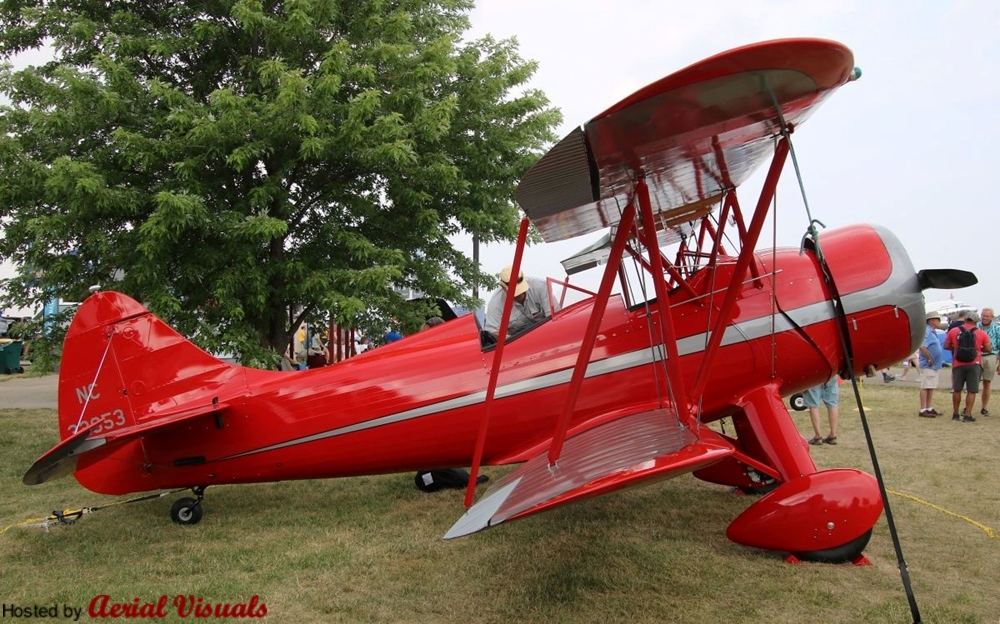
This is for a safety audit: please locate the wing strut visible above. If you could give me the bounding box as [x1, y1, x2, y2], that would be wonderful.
[689, 138, 790, 400]
[546, 199, 637, 466]
[635, 177, 693, 422]
[465, 218, 531, 507]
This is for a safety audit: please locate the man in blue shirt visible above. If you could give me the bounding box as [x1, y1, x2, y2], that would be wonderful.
[977, 307, 1000, 416]
[918, 312, 945, 417]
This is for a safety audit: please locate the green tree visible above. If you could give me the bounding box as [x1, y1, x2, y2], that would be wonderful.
[0, 0, 560, 366]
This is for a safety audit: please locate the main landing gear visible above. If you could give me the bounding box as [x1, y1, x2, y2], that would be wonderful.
[793, 528, 873, 564]
[170, 486, 206, 525]
[719, 386, 883, 563]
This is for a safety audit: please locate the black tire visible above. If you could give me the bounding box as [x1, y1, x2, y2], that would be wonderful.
[738, 480, 780, 496]
[16, 367, 23, 374]
[170, 497, 203, 525]
[790, 393, 807, 411]
[793, 528, 873, 563]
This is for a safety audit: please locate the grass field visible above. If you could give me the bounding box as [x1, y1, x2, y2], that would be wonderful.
[1, 380, 998, 623]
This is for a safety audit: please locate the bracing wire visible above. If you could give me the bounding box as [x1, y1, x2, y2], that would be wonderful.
[630, 211, 669, 411]
[74, 331, 115, 433]
[621, 184, 677, 415]
[697, 199, 729, 425]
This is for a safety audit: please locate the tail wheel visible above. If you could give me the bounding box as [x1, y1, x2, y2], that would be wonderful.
[170, 497, 203, 525]
[793, 528, 872, 563]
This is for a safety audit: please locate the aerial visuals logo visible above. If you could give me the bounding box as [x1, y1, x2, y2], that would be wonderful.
[2, 596, 268, 620]
[87, 595, 268, 619]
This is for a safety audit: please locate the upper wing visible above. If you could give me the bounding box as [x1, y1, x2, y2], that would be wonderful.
[445, 408, 733, 538]
[517, 38, 856, 242]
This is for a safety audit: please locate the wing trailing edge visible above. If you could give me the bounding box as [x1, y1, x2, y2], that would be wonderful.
[445, 408, 733, 539]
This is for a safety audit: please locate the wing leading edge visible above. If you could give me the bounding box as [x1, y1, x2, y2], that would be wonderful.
[445, 408, 733, 539]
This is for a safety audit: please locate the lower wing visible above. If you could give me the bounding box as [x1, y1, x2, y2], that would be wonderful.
[446, 407, 733, 538]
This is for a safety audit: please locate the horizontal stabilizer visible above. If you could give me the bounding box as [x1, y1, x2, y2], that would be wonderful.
[445, 408, 733, 539]
[22, 422, 106, 485]
[23, 401, 231, 486]
[103, 401, 231, 445]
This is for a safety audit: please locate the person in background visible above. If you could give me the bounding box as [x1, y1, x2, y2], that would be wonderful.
[280, 349, 297, 371]
[917, 312, 945, 417]
[484, 265, 558, 338]
[946, 312, 965, 332]
[804, 376, 839, 445]
[420, 316, 445, 331]
[354, 335, 369, 354]
[976, 307, 1000, 416]
[943, 312, 991, 422]
[306, 330, 328, 368]
[899, 350, 920, 380]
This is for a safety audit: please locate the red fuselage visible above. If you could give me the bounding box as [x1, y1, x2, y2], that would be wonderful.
[63, 224, 921, 495]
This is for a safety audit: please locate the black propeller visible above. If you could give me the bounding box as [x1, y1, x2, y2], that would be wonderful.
[916, 269, 978, 291]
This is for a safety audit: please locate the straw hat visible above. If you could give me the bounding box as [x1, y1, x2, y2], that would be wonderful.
[499, 265, 529, 296]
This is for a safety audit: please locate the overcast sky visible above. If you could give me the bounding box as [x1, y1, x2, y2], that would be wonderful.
[463, 0, 1000, 311]
[2, 1, 998, 315]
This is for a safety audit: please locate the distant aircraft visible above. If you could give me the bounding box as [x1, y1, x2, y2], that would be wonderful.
[25, 38, 975, 563]
[924, 298, 976, 321]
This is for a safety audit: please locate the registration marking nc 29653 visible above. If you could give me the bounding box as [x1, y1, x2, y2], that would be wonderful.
[68, 383, 127, 435]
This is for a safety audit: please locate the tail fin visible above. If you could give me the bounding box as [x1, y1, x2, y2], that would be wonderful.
[50, 290, 240, 493]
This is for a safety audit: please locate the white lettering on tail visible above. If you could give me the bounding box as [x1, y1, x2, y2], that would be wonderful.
[75, 383, 100, 404]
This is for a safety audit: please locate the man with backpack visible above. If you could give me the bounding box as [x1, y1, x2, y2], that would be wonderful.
[943, 312, 992, 422]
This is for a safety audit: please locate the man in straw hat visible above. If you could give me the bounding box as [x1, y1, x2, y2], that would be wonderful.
[484, 265, 558, 339]
[917, 311, 945, 417]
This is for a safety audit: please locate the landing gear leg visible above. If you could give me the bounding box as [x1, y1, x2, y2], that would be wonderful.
[170, 486, 206, 525]
[725, 386, 882, 560]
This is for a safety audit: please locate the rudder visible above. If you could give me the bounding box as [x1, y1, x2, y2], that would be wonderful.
[56, 291, 239, 493]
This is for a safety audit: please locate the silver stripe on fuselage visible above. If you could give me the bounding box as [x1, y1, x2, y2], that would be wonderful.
[220, 228, 919, 462]
[218, 300, 844, 461]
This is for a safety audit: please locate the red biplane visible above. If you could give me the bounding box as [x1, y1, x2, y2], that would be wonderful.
[24, 38, 974, 563]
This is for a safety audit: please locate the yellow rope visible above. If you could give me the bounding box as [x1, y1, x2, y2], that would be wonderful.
[888, 489, 999, 541]
[0, 509, 89, 535]
[1, 490, 183, 536]
[6, 490, 994, 542]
